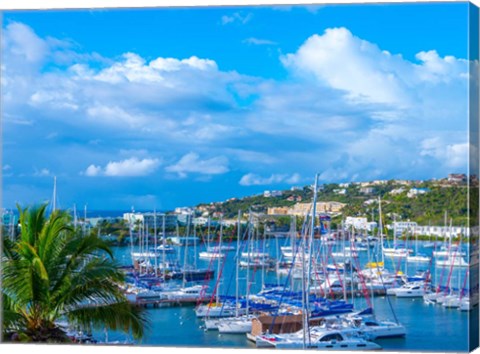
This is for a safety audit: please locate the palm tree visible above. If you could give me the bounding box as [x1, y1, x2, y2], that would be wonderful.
[2, 204, 149, 343]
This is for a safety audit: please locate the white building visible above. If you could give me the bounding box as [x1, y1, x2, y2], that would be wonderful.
[175, 207, 194, 215]
[264, 190, 283, 197]
[392, 221, 418, 236]
[360, 187, 375, 194]
[389, 187, 406, 195]
[413, 225, 469, 239]
[192, 217, 209, 226]
[123, 212, 144, 225]
[345, 217, 368, 230]
[366, 221, 378, 232]
[407, 188, 429, 198]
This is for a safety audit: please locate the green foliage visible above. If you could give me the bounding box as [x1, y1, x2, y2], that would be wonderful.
[207, 181, 470, 227]
[2, 204, 149, 343]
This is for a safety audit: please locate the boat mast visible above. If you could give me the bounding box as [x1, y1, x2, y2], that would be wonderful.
[154, 209, 158, 277]
[162, 214, 166, 283]
[379, 196, 384, 264]
[216, 215, 223, 305]
[129, 208, 135, 269]
[246, 212, 252, 316]
[182, 213, 191, 288]
[236, 210, 241, 318]
[305, 174, 319, 348]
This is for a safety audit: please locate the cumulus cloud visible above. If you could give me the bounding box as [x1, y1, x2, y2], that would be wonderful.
[281, 27, 467, 106]
[84, 157, 161, 177]
[166, 152, 229, 178]
[239, 173, 302, 186]
[1, 21, 470, 205]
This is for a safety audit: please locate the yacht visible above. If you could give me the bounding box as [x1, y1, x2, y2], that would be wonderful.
[198, 251, 225, 259]
[163, 285, 210, 302]
[435, 256, 469, 267]
[256, 328, 381, 350]
[394, 283, 427, 298]
[217, 315, 256, 334]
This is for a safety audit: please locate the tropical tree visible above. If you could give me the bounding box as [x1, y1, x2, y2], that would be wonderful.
[2, 204, 149, 343]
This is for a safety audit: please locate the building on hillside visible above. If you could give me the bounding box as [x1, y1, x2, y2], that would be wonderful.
[344, 217, 377, 232]
[286, 195, 303, 202]
[288, 201, 345, 216]
[264, 190, 283, 197]
[372, 180, 388, 185]
[123, 212, 144, 225]
[392, 221, 418, 236]
[389, 187, 406, 195]
[345, 217, 368, 230]
[124, 212, 177, 229]
[360, 187, 375, 194]
[448, 173, 467, 184]
[394, 180, 413, 186]
[174, 207, 194, 215]
[413, 225, 469, 239]
[267, 207, 290, 215]
[363, 199, 377, 206]
[192, 217, 209, 226]
[407, 188, 430, 198]
[334, 188, 347, 195]
[367, 221, 378, 231]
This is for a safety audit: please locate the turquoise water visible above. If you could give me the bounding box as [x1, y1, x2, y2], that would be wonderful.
[109, 239, 477, 351]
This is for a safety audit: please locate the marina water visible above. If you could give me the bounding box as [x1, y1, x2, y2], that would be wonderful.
[109, 238, 474, 351]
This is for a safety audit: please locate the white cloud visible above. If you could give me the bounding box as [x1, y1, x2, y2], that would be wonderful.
[33, 168, 51, 177]
[281, 27, 467, 106]
[3, 22, 49, 65]
[221, 12, 253, 25]
[166, 152, 229, 178]
[84, 157, 161, 177]
[3, 165, 12, 171]
[2, 21, 470, 192]
[226, 149, 277, 164]
[85, 164, 103, 177]
[421, 137, 468, 169]
[243, 38, 277, 46]
[239, 173, 301, 186]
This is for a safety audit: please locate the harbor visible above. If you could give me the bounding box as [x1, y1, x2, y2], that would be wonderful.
[1, 4, 478, 351]
[95, 181, 477, 351]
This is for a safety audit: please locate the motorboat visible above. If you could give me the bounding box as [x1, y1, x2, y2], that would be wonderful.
[435, 256, 469, 267]
[199, 251, 225, 259]
[394, 283, 427, 298]
[163, 285, 210, 302]
[407, 254, 431, 263]
[195, 303, 244, 318]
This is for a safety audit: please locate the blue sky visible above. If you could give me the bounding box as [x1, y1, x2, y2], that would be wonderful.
[1, 3, 472, 211]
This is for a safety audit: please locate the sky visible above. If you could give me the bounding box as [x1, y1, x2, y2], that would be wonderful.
[0, 2, 473, 211]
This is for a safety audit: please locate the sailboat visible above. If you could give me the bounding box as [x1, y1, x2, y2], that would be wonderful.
[199, 217, 226, 260]
[407, 229, 431, 263]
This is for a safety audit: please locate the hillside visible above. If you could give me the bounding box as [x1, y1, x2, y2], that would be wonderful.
[197, 178, 470, 226]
